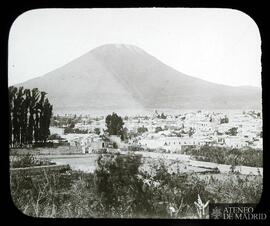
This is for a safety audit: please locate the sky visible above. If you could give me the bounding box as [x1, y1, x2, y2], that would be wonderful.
[8, 8, 261, 87]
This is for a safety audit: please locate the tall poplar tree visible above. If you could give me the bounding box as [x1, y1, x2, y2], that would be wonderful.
[9, 86, 53, 147]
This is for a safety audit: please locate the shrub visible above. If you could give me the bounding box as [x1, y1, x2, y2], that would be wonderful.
[137, 127, 148, 134]
[48, 134, 63, 140]
[10, 153, 54, 168]
[184, 145, 262, 167]
[94, 153, 153, 217]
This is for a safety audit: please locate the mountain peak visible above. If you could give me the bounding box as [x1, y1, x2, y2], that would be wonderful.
[94, 43, 141, 50]
[89, 43, 145, 56]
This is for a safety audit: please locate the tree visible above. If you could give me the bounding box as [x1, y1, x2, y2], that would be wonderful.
[105, 112, 124, 139]
[13, 87, 24, 146]
[94, 154, 147, 215]
[94, 128, 101, 135]
[225, 127, 238, 136]
[35, 91, 47, 143]
[41, 98, 52, 142]
[20, 89, 30, 145]
[33, 90, 41, 143]
[27, 88, 39, 145]
[137, 126, 148, 134]
[220, 116, 229, 124]
[121, 127, 128, 141]
[9, 86, 17, 147]
[155, 127, 163, 133]
[157, 113, 167, 119]
[69, 122, 75, 129]
[188, 127, 195, 137]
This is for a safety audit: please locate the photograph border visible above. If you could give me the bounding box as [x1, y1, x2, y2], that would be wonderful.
[1, 1, 269, 225]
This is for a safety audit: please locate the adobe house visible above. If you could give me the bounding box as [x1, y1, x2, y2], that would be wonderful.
[81, 137, 105, 154]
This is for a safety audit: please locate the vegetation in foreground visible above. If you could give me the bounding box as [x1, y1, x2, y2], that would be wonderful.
[10, 153, 262, 218]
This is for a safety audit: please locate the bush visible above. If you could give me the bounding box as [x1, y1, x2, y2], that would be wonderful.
[184, 145, 262, 167]
[137, 127, 148, 134]
[32, 142, 55, 148]
[48, 134, 63, 140]
[94, 153, 153, 217]
[10, 153, 54, 168]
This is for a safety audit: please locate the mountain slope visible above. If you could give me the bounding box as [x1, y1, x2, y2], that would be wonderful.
[16, 44, 262, 112]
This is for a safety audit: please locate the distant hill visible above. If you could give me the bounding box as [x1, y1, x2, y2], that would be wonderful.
[15, 44, 261, 113]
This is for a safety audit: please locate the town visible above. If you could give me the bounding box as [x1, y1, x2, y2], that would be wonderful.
[49, 110, 263, 154]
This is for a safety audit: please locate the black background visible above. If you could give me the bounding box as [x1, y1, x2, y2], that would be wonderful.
[0, 1, 269, 226]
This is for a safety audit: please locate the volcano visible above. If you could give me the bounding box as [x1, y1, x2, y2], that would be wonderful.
[15, 44, 261, 113]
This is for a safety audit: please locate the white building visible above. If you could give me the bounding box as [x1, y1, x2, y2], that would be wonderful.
[138, 136, 206, 153]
